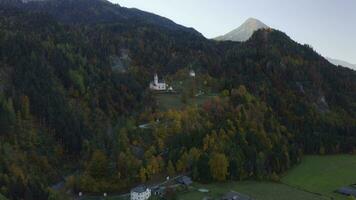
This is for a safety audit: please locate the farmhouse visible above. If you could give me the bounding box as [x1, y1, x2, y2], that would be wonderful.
[151, 186, 165, 197]
[150, 73, 167, 91]
[130, 185, 151, 200]
[336, 186, 356, 197]
[176, 176, 193, 186]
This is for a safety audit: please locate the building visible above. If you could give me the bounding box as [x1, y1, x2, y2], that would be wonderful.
[130, 185, 151, 200]
[336, 186, 356, 197]
[151, 186, 165, 197]
[150, 73, 167, 91]
[221, 191, 252, 200]
[176, 176, 193, 186]
[189, 70, 196, 77]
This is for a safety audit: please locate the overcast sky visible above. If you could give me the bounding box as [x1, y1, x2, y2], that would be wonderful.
[110, 0, 356, 64]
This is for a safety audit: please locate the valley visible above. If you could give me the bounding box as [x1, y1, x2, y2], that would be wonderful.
[0, 0, 355, 200]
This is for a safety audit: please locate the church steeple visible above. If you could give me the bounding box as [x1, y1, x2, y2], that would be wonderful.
[154, 73, 158, 85]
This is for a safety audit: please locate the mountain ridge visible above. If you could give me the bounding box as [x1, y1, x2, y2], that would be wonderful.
[0, 0, 202, 36]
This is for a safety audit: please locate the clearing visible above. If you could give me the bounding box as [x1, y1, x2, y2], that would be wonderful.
[177, 181, 327, 200]
[281, 155, 356, 200]
[155, 93, 216, 111]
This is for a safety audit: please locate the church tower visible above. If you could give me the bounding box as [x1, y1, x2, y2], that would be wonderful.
[154, 73, 159, 85]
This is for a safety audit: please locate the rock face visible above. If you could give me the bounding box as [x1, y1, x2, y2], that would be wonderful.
[215, 18, 269, 42]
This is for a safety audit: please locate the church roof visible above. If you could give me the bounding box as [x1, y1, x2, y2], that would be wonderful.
[131, 185, 149, 193]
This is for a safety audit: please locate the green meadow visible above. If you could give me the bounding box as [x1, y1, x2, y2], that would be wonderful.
[281, 155, 356, 200]
[177, 155, 356, 200]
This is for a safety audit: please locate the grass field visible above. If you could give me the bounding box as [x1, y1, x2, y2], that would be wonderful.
[178, 155, 356, 200]
[155, 93, 216, 111]
[281, 155, 356, 200]
[178, 181, 327, 200]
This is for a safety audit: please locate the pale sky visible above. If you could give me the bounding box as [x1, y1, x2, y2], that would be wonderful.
[110, 0, 356, 64]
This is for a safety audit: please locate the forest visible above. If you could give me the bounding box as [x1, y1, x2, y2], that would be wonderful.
[0, 1, 355, 199]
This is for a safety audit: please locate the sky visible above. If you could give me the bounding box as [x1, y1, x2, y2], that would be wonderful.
[110, 0, 356, 64]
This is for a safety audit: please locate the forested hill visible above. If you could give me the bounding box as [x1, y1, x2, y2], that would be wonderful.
[0, 1, 355, 199]
[0, 0, 200, 35]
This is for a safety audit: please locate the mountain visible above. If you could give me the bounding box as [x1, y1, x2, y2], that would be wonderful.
[0, 0, 200, 35]
[0, 2, 355, 200]
[327, 57, 356, 70]
[215, 18, 269, 41]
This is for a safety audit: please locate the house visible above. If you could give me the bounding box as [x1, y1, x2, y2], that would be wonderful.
[149, 73, 167, 91]
[130, 185, 151, 200]
[189, 70, 196, 77]
[151, 186, 165, 197]
[176, 176, 193, 186]
[221, 191, 252, 200]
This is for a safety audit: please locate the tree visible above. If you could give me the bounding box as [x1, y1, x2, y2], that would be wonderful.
[117, 152, 127, 179]
[20, 96, 31, 120]
[139, 167, 147, 183]
[167, 160, 175, 177]
[176, 152, 189, 172]
[146, 156, 160, 177]
[209, 153, 229, 181]
[0, 97, 16, 135]
[87, 150, 109, 179]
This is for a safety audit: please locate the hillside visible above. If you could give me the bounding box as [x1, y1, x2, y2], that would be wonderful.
[0, 0, 200, 35]
[0, 1, 355, 199]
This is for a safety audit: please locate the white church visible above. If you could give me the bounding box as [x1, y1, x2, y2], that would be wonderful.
[149, 73, 167, 91]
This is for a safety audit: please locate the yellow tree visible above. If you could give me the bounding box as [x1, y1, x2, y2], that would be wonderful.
[139, 167, 147, 183]
[209, 153, 229, 181]
[176, 152, 189, 172]
[87, 150, 108, 179]
[147, 156, 160, 176]
[167, 160, 176, 177]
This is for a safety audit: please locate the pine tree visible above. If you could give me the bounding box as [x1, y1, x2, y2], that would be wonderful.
[87, 150, 109, 179]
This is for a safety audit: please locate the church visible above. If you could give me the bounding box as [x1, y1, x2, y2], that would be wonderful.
[149, 74, 167, 91]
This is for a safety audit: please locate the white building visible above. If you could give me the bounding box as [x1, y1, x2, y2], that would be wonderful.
[130, 185, 151, 200]
[189, 70, 196, 77]
[149, 74, 167, 91]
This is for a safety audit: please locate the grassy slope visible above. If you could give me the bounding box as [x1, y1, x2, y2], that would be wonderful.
[178, 181, 327, 200]
[281, 155, 356, 199]
[155, 93, 216, 111]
